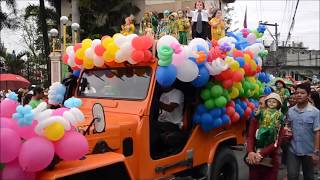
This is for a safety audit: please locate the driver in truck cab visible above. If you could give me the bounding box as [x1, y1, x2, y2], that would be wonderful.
[156, 86, 185, 153]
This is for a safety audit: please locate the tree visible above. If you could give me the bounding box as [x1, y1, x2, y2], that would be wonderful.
[0, 0, 18, 31]
[79, 0, 140, 39]
[0, 50, 27, 75]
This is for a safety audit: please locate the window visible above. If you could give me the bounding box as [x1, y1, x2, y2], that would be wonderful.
[78, 67, 152, 100]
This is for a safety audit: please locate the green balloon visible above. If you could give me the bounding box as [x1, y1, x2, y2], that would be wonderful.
[205, 82, 215, 89]
[215, 96, 227, 108]
[243, 81, 250, 91]
[245, 90, 252, 97]
[239, 88, 245, 97]
[211, 85, 223, 98]
[205, 99, 215, 109]
[201, 89, 211, 100]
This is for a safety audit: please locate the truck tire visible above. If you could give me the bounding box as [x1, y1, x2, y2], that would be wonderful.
[210, 147, 238, 180]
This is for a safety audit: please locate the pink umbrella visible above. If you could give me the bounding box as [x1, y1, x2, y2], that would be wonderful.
[0, 74, 30, 90]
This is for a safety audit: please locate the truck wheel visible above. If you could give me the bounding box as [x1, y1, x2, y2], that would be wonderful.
[211, 147, 238, 180]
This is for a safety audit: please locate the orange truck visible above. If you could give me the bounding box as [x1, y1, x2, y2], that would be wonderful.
[38, 59, 246, 180]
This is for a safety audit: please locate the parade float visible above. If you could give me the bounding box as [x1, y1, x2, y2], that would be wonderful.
[0, 24, 274, 180]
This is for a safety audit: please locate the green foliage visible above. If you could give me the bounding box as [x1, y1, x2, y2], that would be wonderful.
[79, 0, 140, 39]
[0, 0, 18, 30]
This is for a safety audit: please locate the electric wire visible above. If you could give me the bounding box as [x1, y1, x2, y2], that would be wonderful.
[285, 0, 300, 46]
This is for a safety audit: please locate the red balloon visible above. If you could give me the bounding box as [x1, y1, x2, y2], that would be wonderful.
[75, 57, 83, 65]
[227, 101, 235, 107]
[232, 71, 244, 82]
[132, 37, 145, 50]
[71, 66, 80, 71]
[62, 54, 69, 64]
[256, 66, 262, 73]
[73, 43, 82, 52]
[231, 113, 240, 123]
[243, 64, 251, 74]
[226, 106, 236, 116]
[94, 45, 105, 56]
[248, 102, 255, 109]
[222, 80, 233, 89]
[131, 50, 144, 62]
[244, 108, 252, 118]
[143, 50, 153, 62]
[233, 50, 243, 58]
[141, 36, 153, 50]
[220, 69, 233, 80]
[244, 50, 254, 59]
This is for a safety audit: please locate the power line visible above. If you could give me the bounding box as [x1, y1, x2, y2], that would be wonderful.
[285, 0, 300, 46]
[280, 0, 288, 35]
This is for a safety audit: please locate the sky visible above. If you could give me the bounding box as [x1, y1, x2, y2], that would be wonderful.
[1, 0, 319, 53]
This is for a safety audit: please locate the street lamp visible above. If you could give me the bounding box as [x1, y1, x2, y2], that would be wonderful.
[71, 22, 80, 44]
[60, 16, 69, 52]
[49, 28, 58, 53]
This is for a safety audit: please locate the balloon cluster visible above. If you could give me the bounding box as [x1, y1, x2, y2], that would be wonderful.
[62, 33, 154, 70]
[48, 82, 66, 105]
[155, 25, 270, 132]
[0, 92, 88, 180]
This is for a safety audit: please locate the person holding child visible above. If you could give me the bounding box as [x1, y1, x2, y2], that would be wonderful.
[246, 93, 285, 180]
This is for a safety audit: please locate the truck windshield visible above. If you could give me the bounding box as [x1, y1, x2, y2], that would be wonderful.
[78, 67, 152, 100]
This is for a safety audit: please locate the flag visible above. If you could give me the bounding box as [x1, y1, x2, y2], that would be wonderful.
[243, 6, 247, 28]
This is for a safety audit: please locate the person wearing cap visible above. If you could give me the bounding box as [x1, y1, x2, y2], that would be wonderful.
[286, 82, 320, 180]
[246, 93, 285, 180]
[274, 79, 290, 114]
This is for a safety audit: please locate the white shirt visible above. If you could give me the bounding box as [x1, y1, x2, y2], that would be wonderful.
[188, 9, 210, 22]
[158, 89, 184, 127]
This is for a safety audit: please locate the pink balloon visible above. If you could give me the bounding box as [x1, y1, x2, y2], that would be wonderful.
[0, 117, 17, 129]
[19, 137, 54, 172]
[0, 128, 21, 163]
[0, 99, 19, 118]
[55, 131, 88, 161]
[52, 107, 69, 116]
[0, 160, 35, 180]
[172, 52, 185, 67]
[15, 120, 37, 140]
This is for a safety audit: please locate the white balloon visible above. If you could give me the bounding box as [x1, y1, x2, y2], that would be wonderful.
[182, 45, 194, 58]
[93, 55, 104, 67]
[244, 43, 265, 56]
[114, 34, 127, 47]
[189, 38, 210, 52]
[68, 57, 76, 67]
[157, 35, 179, 50]
[256, 56, 263, 66]
[126, 34, 138, 42]
[115, 51, 126, 63]
[85, 47, 94, 59]
[176, 60, 199, 82]
[66, 46, 74, 54]
[247, 33, 257, 45]
[91, 39, 101, 49]
[218, 37, 237, 45]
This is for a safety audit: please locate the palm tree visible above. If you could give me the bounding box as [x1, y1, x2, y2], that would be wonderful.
[0, 50, 27, 75]
[79, 0, 140, 39]
[0, 0, 18, 45]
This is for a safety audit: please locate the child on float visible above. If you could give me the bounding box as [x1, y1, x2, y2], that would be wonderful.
[156, 10, 171, 39]
[121, 16, 135, 35]
[186, 0, 210, 40]
[274, 79, 290, 114]
[209, 9, 225, 41]
[246, 92, 285, 180]
[168, 12, 178, 38]
[176, 9, 190, 45]
[144, 22, 155, 40]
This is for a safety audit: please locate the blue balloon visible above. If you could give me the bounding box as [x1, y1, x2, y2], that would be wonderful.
[156, 64, 177, 87]
[257, 24, 266, 33]
[240, 101, 247, 109]
[235, 104, 244, 117]
[235, 57, 245, 67]
[264, 87, 272, 95]
[235, 99, 241, 105]
[221, 107, 226, 114]
[210, 108, 222, 118]
[193, 114, 201, 124]
[73, 70, 81, 77]
[212, 118, 223, 128]
[236, 41, 248, 50]
[200, 113, 214, 132]
[221, 115, 230, 125]
[196, 104, 207, 114]
[191, 67, 210, 87]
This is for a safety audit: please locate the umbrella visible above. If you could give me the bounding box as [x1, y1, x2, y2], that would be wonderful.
[0, 74, 30, 90]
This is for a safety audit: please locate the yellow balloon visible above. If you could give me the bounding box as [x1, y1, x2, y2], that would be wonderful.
[244, 54, 251, 62]
[230, 61, 240, 71]
[102, 37, 114, 49]
[250, 60, 257, 71]
[82, 39, 92, 49]
[233, 82, 242, 90]
[239, 68, 245, 75]
[225, 56, 234, 63]
[44, 122, 65, 141]
[103, 51, 115, 62]
[229, 87, 239, 99]
[112, 33, 122, 39]
[83, 57, 94, 69]
[107, 43, 119, 53]
[76, 49, 85, 60]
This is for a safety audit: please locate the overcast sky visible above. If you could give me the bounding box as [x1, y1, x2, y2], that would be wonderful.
[1, 0, 319, 53]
